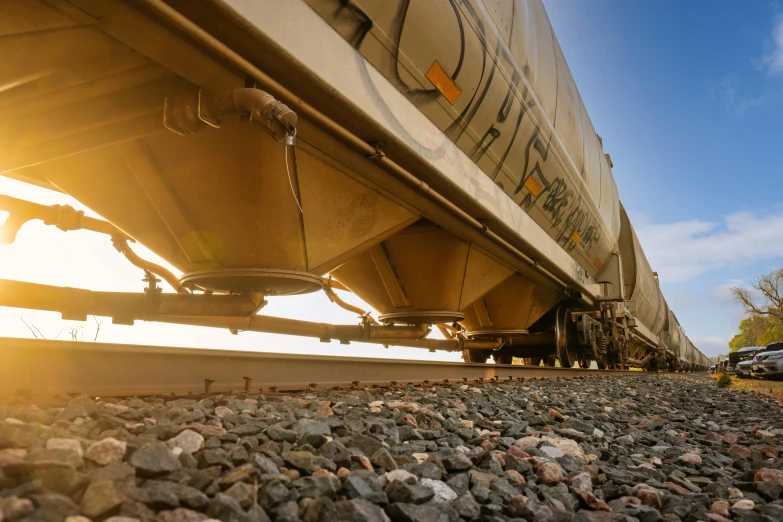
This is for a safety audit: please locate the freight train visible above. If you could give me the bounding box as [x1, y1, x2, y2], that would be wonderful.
[0, 0, 710, 371]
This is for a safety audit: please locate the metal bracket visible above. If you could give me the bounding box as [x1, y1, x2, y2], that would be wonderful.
[142, 271, 162, 321]
[368, 141, 386, 159]
[198, 89, 221, 128]
[163, 98, 193, 136]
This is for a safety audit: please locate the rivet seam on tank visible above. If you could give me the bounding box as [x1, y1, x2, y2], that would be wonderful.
[426, 61, 462, 104]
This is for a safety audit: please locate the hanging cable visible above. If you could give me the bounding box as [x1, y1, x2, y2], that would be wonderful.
[284, 131, 303, 214]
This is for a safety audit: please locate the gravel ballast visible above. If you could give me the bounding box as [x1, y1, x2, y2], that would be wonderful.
[0, 374, 782, 521]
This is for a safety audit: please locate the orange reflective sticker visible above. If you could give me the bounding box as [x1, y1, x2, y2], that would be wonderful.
[523, 176, 541, 197]
[571, 231, 581, 244]
[426, 61, 461, 104]
[593, 258, 604, 270]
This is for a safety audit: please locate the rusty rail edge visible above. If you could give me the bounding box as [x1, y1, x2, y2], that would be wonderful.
[0, 337, 640, 400]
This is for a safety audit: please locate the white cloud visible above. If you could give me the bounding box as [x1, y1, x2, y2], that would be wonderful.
[711, 280, 744, 303]
[716, 75, 766, 114]
[764, 15, 783, 74]
[634, 210, 783, 283]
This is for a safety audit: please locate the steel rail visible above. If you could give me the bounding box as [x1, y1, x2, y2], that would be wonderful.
[0, 337, 639, 400]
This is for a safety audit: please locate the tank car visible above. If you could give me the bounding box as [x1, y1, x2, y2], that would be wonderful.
[0, 0, 705, 370]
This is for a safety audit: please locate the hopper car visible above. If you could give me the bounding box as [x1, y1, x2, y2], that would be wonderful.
[0, 0, 709, 371]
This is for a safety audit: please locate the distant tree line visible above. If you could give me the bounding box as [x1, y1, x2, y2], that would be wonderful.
[730, 268, 783, 351]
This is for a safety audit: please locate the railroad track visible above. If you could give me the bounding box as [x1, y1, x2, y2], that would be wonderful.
[0, 337, 639, 400]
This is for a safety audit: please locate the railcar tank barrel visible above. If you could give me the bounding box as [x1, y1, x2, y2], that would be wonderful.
[135, 0, 570, 291]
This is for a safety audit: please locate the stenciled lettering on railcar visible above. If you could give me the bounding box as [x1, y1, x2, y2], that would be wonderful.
[305, 0, 607, 266]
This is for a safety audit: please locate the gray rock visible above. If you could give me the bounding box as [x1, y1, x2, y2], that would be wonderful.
[225, 481, 255, 509]
[343, 475, 375, 498]
[207, 493, 248, 522]
[258, 479, 291, 510]
[219, 463, 259, 486]
[201, 447, 232, 468]
[248, 504, 273, 522]
[343, 434, 383, 456]
[29, 462, 89, 495]
[440, 453, 472, 471]
[385, 503, 449, 522]
[334, 498, 391, 522]
[302, 497, 337, 522]
[384, 479, 435, 504]
[129, 442, 181, 476]
[293, 475, 342, 498]
[0, 496, 34, 520]
[274, 500, 301, 522]
[140, 480, 180, 510]
[282, 450, 336, 474]
[420, 478, 457, 503]
[85, 437, 127, 465]
[267, 424, 298, 442]
[81, 480, 124, 519]
[451, 493, 480, 519]
[294, 418, 331, 436]
[489, 478, 522, 502]
[371, 448, 398, 471]
[167, 430, 205, 455]
[30, 493, 80, 518]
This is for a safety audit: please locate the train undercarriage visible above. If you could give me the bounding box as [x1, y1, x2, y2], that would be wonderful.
[0, 192, 689, 371]
[0, 0, 708, 372]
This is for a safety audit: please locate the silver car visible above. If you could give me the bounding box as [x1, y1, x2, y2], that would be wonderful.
[731, 346, 763, 378]
[735, 358, 754, 378]
[753, 350, 783, 379]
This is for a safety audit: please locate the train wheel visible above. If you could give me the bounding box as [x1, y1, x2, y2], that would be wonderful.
[543, 355, 557, 367]
[554, 306, 579, 369]
[578, 359, 591, 369]
[462, 349, 490, 364]
[529, 357, 543, 366]
[493, 352, 514, 365]
[597, 360, 607, 370]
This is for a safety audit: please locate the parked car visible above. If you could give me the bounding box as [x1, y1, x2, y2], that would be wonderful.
[750, 342, 783, 379]
[731, 346, 763, 378]
[709, 365, 716, 374]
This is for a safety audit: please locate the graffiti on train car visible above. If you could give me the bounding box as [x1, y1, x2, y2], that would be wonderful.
[305, 0, 607, 264]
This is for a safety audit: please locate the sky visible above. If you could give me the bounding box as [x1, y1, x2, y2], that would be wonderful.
[2, 1, 783, 358]
[544, 0, 783, 356]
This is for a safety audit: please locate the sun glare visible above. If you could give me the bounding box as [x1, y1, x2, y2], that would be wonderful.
[0, 177, 455, 361]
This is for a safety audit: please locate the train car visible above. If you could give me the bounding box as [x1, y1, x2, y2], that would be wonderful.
[683, 336, 708, 372]
[0, 0, 702, 371]
[617, 203, 668, 367]
[694, 341, 710, 371]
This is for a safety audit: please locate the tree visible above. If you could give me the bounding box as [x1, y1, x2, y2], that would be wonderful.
[732, 269, 783, 349]
[5, 311, 102, 342]
[728, 315, 780, 350]
[733, 269, 783, 330]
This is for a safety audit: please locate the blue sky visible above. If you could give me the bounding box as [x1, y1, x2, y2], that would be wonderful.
[544, 0, 783, 355]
